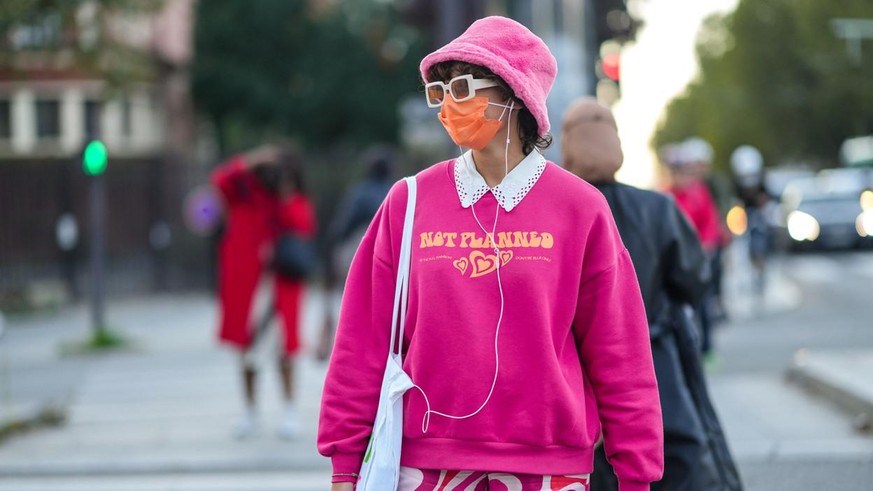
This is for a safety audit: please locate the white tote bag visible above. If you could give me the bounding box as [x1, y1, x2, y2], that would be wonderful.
[357, 176, 417, 491]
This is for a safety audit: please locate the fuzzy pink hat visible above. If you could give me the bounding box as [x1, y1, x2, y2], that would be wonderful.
[420, 16, 558, 137]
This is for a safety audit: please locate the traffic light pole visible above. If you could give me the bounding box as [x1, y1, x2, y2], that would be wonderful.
[89, 171, 106, 334]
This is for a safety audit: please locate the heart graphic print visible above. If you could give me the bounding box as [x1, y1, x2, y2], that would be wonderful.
[467, 250, 513, 278]
[453, 257, 469, 275]
[417, 229, 554, 279]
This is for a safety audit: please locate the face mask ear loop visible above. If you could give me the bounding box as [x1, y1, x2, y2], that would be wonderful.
[504, 100, 514, 178]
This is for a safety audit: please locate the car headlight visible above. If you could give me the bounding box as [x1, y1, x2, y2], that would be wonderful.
[856, 210, 873, 237]
[861, 190, 873, 211]
[787, 211, 820, 241]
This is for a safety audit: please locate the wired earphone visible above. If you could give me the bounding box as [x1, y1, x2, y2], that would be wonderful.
[410, 99, 515, 433]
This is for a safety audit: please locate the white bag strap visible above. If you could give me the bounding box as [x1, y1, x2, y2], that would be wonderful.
[389, 176, 416, 359]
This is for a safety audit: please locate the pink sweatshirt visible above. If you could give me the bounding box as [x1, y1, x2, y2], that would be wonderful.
[318, 159, 663, 491]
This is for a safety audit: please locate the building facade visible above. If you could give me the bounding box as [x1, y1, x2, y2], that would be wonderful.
[0, 0, 206, 309]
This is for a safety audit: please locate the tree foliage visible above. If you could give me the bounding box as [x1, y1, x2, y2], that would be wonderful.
[653, 0, 873, 169]
[0, 0, 162, 94]
[191, 0, 426, 154]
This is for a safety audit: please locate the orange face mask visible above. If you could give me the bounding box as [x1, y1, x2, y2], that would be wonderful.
[438, 96, 510, 151]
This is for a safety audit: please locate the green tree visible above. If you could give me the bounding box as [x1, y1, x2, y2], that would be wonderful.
[0, 0, 162, 94]
[191, 0, 426, 155]
[653, 0, 873, 170]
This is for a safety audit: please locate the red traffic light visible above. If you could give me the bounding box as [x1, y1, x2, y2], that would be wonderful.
[602, 52, 621, 82]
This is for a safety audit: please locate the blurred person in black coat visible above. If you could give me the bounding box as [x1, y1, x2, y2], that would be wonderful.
[561, 98, 742, 491]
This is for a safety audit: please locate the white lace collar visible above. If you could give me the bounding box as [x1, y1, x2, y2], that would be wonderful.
[453, 150, 546, 212]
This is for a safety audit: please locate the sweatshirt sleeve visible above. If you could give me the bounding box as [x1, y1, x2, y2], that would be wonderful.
[573, 209, 664, 491]
[317, 180, 408, 481]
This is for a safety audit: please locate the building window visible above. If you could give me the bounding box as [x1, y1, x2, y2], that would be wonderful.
[0, 100, 10, 139]
[11, 13, 61, 49]
[35, 99, 60, 138]
[84, 100, 101, 138]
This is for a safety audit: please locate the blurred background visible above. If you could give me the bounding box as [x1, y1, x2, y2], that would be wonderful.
[0, 0, 872, 490]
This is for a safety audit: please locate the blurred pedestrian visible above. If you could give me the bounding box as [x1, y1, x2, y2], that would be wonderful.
[318, 16, 662, 491]
[731, 145, 773, 293]
[662, 140, 722, 360]
[562, 98, 742, 491]
[317, 146, 395, 361]
[687, 138, 734, 323]
[211, 144, 316, 440]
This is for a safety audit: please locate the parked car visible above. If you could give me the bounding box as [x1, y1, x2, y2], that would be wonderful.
[778, 169, 873, 250]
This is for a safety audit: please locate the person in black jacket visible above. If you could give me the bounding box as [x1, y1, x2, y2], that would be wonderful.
[561, 98, 743, 491]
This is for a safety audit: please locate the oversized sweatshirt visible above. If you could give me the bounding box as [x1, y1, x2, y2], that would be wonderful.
[318, 157, 663, 491]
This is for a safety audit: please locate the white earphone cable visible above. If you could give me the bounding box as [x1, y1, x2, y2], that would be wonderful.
[412, 101, 514, 433]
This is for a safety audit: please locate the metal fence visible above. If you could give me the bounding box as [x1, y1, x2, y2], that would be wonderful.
[0, 156, 214, 310]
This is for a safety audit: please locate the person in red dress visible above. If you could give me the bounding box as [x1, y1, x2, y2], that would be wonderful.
[211, 145, 316, 439]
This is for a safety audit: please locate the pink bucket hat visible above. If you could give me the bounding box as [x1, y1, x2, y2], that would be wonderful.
[419, 16, 558, 137]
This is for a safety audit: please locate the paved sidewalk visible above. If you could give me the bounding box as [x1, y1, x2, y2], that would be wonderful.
[787, 349, 873, 432]
[722, 240, 803, 322]
[0, 291, 332, 480]
[721, 245, 873, 432]
[2, 243, 872, 489]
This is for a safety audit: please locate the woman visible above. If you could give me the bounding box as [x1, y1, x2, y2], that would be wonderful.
[211, 144, 316, 439]
[318, 17, 663, 491]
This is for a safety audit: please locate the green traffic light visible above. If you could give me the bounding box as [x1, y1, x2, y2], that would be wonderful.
[83, 140, 108, 175]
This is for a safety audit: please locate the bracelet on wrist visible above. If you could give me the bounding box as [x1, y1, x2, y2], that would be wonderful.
[332, 472, 359, 478]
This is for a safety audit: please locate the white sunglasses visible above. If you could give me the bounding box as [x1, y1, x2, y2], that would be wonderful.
[424, 74, 500, 108]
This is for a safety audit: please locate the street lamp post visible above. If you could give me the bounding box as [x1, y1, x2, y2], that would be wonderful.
[83, 140, 108, 338]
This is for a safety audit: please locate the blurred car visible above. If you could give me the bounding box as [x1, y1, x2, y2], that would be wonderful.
[778, 168, 873, 250]
[764, 166, 815, 200]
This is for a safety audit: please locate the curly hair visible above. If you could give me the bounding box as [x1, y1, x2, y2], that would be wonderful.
[426, 61, 552, 155]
